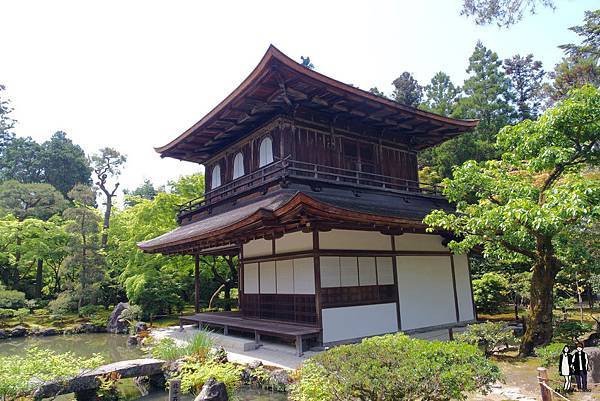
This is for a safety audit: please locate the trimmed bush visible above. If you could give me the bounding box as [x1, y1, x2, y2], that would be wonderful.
[536, 343, 566, 368]
[177, 361, 243, 398]
[291, 333, 501, 401]
[456, 321, 516, 356]
[472, 272, 510, 313]
[554, 321, 592, 342]
[0, 289, 26, 309]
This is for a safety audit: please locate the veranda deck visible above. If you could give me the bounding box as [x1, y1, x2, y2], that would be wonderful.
[179, 312, 321, 356]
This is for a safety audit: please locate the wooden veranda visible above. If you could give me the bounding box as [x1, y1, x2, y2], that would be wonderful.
[180, 312, 321, 356]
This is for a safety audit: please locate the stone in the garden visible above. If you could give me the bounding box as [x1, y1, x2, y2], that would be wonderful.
[194, 378, 228, 401]
[587, 347, 600, 384]
[135, 321, 148, 333]
[0, 329, 7, 339]
[37, 327, 59, 336]
[248, 360, 262, 370]
[127, 335, 139, 346]
[269, 369, 291, 391]
[10, 325, 27, 337]
[106, 302, 129, 334]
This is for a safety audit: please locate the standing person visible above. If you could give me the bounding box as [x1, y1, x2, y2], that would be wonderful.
[572, 342, 590, 392]
[559, 345, 573, 391]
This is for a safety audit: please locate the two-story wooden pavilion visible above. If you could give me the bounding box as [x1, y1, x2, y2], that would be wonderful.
[138, 45, 478, 355]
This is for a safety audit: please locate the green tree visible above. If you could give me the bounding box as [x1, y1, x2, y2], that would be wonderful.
[0, 180, 67, 221]
[63, 184, 104, 311]
[41, 131, 92, 197]
[422, 71, 461, 116]
[123, 178, 160, 206]
[503, 54, 545, 120]
[0, 84, 16, 145]
[91, 147, 127, 249]
[0, 136, 44, 183]
[424, 86, 600, 355]
[392, 72, 423, 107]
[546, 10, 600, 102]
[461, 0, 555, 27]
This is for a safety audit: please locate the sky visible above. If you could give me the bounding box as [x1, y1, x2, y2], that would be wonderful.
[0, 0, 596, 197]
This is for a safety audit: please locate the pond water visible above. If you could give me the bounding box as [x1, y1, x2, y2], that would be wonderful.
[0, 333, 288, 400]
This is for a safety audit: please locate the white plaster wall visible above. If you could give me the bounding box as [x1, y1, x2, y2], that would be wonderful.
[394, 234, 447, 252]
[243, 239, 272, 258]
[340, 257, 359, 287]
[396, 256, 456, 330]
[376, 257, 395, 285]
[322, 303, 398, 343]
[276, 231, 313, 253]
[244, 263, 259, 294]
[293, 258, 315, 294]
[320, 256, 341, 288]
[275, 259, 294, 294]
[319, 230, 392, 251]
[259, 261, 276, 294]
[453, 255, 475, 321]
[358, 257, 377, 286]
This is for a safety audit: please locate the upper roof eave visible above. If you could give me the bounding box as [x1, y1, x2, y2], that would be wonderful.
[154, 45, 478, 158]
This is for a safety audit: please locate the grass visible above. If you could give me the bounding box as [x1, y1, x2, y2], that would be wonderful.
[150, 331, 214, 361]
[0, 309, 111, 330]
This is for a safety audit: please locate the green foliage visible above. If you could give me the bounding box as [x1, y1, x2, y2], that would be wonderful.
[151, 332, 213, 361]
[0, 308, 15, 319]
[456, 322, 516, 356]
[536, 342, 566, 368]
[0, 288, 26, 309]
[0, 180, 68, 221]
[425, 86, 600, 352]
[460, 0, 555, 27]
[48, 290, 78, 315]
[177, 360, 243, 398]
[0, 347, 103, 399]
[503, 54, 545, 120]
[422, 71, 461, 116]
[472, 272, 510, 312]
[291, 333, 501, 401]
[554, 320, 593, 342]
[13, 308, 29, 324]
[79, 304, 103, 318]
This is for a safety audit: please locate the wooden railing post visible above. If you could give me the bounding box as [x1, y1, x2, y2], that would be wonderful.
[537, 367, 552, 401]
[169, 379, 181, 401]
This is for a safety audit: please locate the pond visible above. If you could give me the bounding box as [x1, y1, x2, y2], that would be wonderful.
[0, 333, 289, 400]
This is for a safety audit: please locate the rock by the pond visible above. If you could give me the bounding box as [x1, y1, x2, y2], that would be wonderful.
[208, 346, 228, 363]
[0, 329, 7, 339]
[135, 321, 148, 333]
[107, 302, 129, 334]
[194, 378, 228, 401]
[10, 325, 28, 337]
[36, 327, 59, 337]
[248, 360, 262, 370]
[269, 369, 291, 391]
[127, 335, 139, 346]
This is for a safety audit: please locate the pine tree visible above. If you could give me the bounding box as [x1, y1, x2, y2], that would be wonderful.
[392, 72, 423, 107]
[503, 54, 545, 120]
[422, 72, 461, 116]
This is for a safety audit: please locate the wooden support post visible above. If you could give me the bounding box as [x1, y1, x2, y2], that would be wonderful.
[537, 367, 552, 401]
[296, 335, 303, 357]
[194, 254, 200, 314]
[169, 379, 181, 401]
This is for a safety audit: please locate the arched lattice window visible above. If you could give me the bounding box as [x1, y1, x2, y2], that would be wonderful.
[259, 137, 274, 167]
[233, 152, 245, 179]
[211, 164, 221, 189]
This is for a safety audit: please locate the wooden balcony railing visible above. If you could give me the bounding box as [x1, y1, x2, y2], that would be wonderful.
[177, 157, 443, 220]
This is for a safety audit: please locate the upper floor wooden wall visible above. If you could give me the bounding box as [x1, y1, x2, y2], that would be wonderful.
[204, 110, 419, 192]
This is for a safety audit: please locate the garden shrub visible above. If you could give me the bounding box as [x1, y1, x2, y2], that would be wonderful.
[554, 320, 592, 341]
[0, 308, 15, 320]
[456, 321, 516, 356]
[291, 333, 501, 401]
[0, 289, 26, 309]
[472, 272, 510, 313]
[13, 308, 29, 324]
[48, 291, 78, 315]
[536, 343, 566, 368]
[79, 304, 102, 317]
[151, 332, 213, 361]
[176, 361, 243, 398]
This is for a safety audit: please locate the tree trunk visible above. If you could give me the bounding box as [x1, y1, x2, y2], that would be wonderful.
[223, 285, 231, 311]
[35, 259, 43, 299]
[101, 197, 111, 249]
[520, 261, 557, 356]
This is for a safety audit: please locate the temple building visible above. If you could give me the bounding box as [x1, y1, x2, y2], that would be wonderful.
[138, 45, 478, 355]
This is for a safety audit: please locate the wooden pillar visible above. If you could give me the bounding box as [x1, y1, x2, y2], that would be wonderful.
[194, 254, 200, 314]
[537, 367, 552, 401]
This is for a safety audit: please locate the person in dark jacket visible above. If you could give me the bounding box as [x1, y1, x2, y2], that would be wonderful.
[571, 342, 590, 391]
[559, 345, 573, 391]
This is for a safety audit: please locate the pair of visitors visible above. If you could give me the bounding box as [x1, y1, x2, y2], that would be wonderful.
[559, 343, 590, 392]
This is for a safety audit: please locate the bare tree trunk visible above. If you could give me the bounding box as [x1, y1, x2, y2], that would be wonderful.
[35, 259, 43, 299]
[101, 196, 111, 249]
